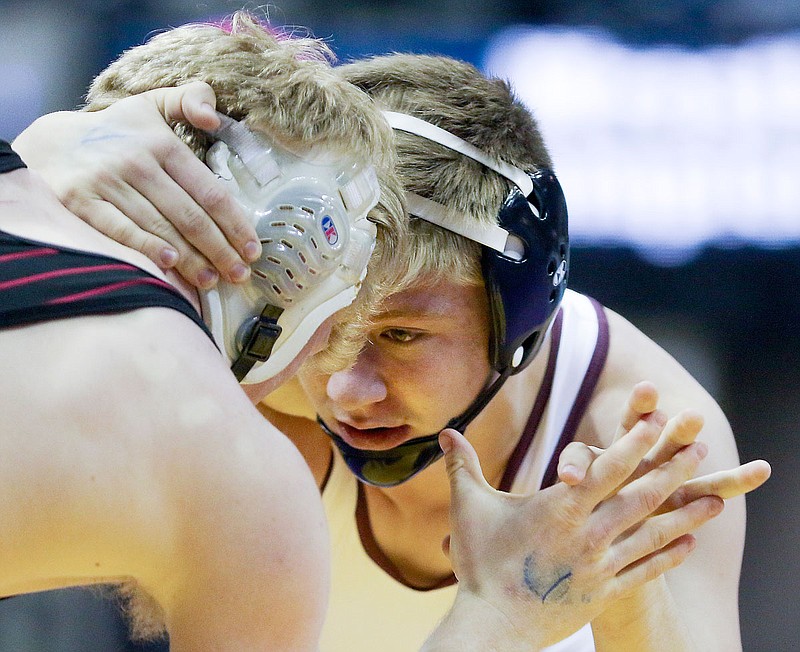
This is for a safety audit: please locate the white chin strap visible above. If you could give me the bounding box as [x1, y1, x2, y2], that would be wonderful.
[200, 114, 380, 384]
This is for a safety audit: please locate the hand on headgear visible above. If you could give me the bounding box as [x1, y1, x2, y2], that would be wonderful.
[200, 115, 380, 384]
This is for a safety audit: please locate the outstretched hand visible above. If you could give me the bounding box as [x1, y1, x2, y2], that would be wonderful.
[557, 381, 771, 512]
[437, 403, 722, 650]
[13, 81, 259, 288]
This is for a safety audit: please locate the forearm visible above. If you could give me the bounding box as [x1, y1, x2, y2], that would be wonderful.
[420, 591, 546, 652]
[592, 578, 696, 652]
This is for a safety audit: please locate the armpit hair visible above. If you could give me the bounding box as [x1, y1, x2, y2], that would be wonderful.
[103, 581, 168, 643]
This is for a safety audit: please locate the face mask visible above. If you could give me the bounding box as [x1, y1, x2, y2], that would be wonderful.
[201, 114, 380, 384]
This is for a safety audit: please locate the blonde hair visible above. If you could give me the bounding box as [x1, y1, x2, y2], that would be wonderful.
[339, 53, 553, 292]
[85, 11, 407, 373]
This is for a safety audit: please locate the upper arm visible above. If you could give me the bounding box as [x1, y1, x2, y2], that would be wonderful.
[137, 322, 330, 651]
[662, 403, 745, 651]
[588, 307, 746, 650]
[0, 309, 328, 651]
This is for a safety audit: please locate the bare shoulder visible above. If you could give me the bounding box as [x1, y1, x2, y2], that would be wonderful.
[0, 308, 327, 648]
[575, 304, 750, 650]
[581, 305, 738, 466]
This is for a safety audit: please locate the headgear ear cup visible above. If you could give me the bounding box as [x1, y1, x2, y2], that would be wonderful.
[384, 111, 569, 378]
[484, 169, 568, 374]
[201, 114, 380, 384]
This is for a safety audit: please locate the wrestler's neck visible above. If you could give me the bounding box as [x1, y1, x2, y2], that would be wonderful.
[1, 169, 197, 313]
[164, 269, 203, 315]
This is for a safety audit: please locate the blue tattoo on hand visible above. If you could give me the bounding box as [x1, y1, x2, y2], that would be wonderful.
[523, 554, 574, 603]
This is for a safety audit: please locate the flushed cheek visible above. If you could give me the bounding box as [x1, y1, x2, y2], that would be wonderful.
[296, 370, 330, 408]
[397, 365, 486, 424]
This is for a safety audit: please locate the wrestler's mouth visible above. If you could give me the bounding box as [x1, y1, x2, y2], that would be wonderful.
[335, 420, 412, 451]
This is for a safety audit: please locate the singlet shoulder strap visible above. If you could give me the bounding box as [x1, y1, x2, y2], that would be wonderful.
[505, 291, 610, 493]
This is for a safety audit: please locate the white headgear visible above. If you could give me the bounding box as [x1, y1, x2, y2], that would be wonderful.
[200, 114, 380, 384]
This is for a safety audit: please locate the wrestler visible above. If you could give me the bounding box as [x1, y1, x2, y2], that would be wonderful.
[13, 49, 771, 652]
[0, 12, 405, 650]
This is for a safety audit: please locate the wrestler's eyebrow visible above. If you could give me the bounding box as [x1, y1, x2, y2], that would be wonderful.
[372, 307, 454, 324]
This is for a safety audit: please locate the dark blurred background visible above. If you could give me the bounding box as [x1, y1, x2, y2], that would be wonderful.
[1, 1, 798, 650]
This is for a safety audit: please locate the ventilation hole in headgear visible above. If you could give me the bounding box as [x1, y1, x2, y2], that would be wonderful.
[280, 239, 294, 249]
[260, 237, 273, 244]
[253, 269, 267, 279]
[285, 269, 294, 279]
[293, 224, 306, 233]
[295, 283, 304, 290]
[549, 288, 557, 302]
[301, 206, 315, 215]
[308, 268, 318, 275]
[298, 252, 307, 263]
[278, 206, 293, 212]
[503, 234, 525, 261]
[547, 259, 557, 275]
[560, 243, 567, 256]
[528, 201, 543, 220]
[272, 285, 282, 295]
[321, 254, 332, 261]
[267, 256, 281, 265]
[310, 237, 319, 249]
[271, 220, 288, 227]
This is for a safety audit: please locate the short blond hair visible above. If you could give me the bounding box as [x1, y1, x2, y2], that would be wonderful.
[86, 11, 407, 373]
[339, 53, 553, 292]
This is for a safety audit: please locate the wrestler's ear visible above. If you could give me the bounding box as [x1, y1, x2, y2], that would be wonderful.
[142, 81, 221, 132]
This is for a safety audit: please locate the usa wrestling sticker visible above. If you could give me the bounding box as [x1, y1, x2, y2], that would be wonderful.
[321, 215, 339, 245]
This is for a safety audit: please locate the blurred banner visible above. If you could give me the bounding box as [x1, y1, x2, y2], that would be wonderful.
[484, 27, 800, 264]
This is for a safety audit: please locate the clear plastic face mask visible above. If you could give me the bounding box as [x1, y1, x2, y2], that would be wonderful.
[200, 115, 380, 384]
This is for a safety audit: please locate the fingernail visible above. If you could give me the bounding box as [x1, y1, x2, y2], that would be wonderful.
[243, 240, 261, 262]
[439, 431, 453, 454]
[563, 464, 585, 482]
[197, 268, 219, 288]
[696, 442, 708, 459]
[201, 102, 217, 117]
[230, 262, 251, 283]
[160, 247, 179, 268]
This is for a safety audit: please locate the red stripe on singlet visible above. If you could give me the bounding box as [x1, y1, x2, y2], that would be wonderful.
[46, 277, 173, 304]
[0, 263, 136, 291]
[0, 247, 59, 263]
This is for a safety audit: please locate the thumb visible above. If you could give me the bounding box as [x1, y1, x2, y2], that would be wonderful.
[144, 81, 221, 132]
[440, 428, 492, 500]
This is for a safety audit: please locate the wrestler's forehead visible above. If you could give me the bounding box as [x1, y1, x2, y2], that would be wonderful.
[374, 278, 487, 323]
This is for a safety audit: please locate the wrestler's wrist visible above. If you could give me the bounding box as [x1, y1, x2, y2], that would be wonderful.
[422, 589, 547, 651]
[591, 578, 695, 651]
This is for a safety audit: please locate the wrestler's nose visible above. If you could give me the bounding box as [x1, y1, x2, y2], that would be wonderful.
[326, 347, 387, 410]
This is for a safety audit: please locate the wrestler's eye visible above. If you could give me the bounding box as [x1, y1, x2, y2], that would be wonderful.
[381, 328, 419, 343]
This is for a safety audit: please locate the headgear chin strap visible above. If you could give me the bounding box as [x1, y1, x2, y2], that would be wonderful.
[318, 365, 514, 487]
[199, 113, 380, 384]
[320, 111, 569, 487]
